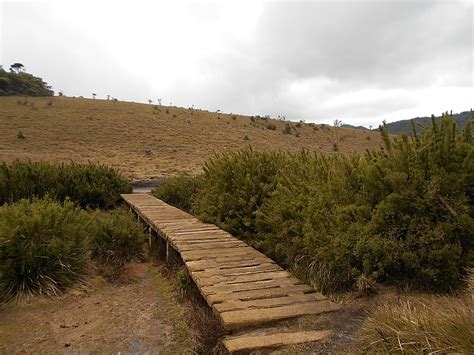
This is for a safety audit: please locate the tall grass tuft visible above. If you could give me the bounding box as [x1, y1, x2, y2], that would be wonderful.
[0, 198, 88, 302]
[359, 294, 474, 353]
[88, 208, 145, 272]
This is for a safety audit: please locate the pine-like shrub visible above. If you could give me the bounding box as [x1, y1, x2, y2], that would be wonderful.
[152, 175, 202, 213]
[0, 160, 132, 209]
[0, 198, 88, 302]
[88, 208, 145, 268]
[258, 114, 473, 291]
[192, 148, 286, 244]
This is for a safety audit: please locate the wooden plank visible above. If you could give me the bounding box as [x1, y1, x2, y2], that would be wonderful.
[202, 278, 308, 295]
[177, 241, 247, 252]
[180, 247, 257, 262]
[186, 257, 274, 272]
[195, 270, 291, 287]
[223, 330, 331, 353]
[193, 263, 280, 277]
[205, 285, 313, 305]
[214, 293, 327, 312]
[220, 300, 341, 330]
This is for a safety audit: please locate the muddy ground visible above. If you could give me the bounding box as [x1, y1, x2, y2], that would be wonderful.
[0, 263, 195, 354]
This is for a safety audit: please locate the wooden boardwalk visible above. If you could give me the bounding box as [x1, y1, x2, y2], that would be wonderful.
[122, 193, 339, 351]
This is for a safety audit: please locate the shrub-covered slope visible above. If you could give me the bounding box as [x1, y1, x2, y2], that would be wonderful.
[154, 113, 474, 291]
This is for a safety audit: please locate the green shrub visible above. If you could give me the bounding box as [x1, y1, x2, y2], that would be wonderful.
[192, 148, 286, 244]
[259, 114, 474, 291]
[194, 114, 473, 291]
[88, 208, 145, 269]
[0, 66, 53, 97]
[0, 198, 88, 302]
[152, 113, 472, 291]
[266, 123, 276, 130]
[152, 175, 202, 213]
[0, 160, 132, 209]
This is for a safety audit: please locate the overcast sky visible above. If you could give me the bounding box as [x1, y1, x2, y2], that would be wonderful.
[1, 0, 472, 126]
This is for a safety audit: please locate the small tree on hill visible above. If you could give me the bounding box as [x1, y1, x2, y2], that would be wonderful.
[10, 63, 24, 73]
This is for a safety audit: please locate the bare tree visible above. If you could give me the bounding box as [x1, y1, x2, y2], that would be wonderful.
[148, 99, 153, 104]
[157, 98, 162, 105]
[92, 93, 96, 99]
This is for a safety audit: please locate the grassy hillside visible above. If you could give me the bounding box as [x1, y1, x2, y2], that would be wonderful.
[0, 96, 382, 180]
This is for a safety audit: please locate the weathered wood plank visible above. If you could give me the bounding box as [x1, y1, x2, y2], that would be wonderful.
[214, 293, 327, 312]
[220, 300, 341, 330]
[223, 330, 332, 353]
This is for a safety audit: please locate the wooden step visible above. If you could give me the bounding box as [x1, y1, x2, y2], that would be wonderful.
[223, 330, 332, 353]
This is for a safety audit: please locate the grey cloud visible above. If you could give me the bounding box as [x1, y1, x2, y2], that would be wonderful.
[254, 1, 471, 86]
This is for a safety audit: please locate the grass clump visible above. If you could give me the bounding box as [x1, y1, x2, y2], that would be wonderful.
[152, 175, 202, 213]
[359, 294, 474, 353]
[0, 160, 131, 209]
[0, 198, 88, 302]
[89, 208, 145, 272]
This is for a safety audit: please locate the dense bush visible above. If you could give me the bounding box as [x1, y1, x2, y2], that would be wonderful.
[192, 149, 286, 243]
[261, 115, 473, 291]
[0, 66, 53, 96]
[152, 175, 202, 213]
[88, 208, 145, 268]
[0, 160, 132, 209]
[0, 198, 88, 302]
[160, 114, 473, 291]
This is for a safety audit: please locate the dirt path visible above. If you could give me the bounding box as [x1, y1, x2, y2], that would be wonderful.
[0, 263, 191, 354]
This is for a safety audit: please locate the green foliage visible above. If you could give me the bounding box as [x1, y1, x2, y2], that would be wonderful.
[0, 66, 53, 96]
[266, 123, 276, 130]
[192, 148, 286, 244]
[152, 175, 202, 213]
[283, 123, 292, 134]
[0, 198, 88, 302]
[0, 160, 132, 209]
[88, 208, 144, 269]
[162, 113, 473, 291]
[259, 113, 474, 291]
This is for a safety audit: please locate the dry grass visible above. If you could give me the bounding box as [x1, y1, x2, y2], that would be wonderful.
[0, 96, 382, 180]
[359, 276, 474, 353]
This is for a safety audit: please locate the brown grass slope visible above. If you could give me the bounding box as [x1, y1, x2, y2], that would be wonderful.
[0, 96, 382, 180]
